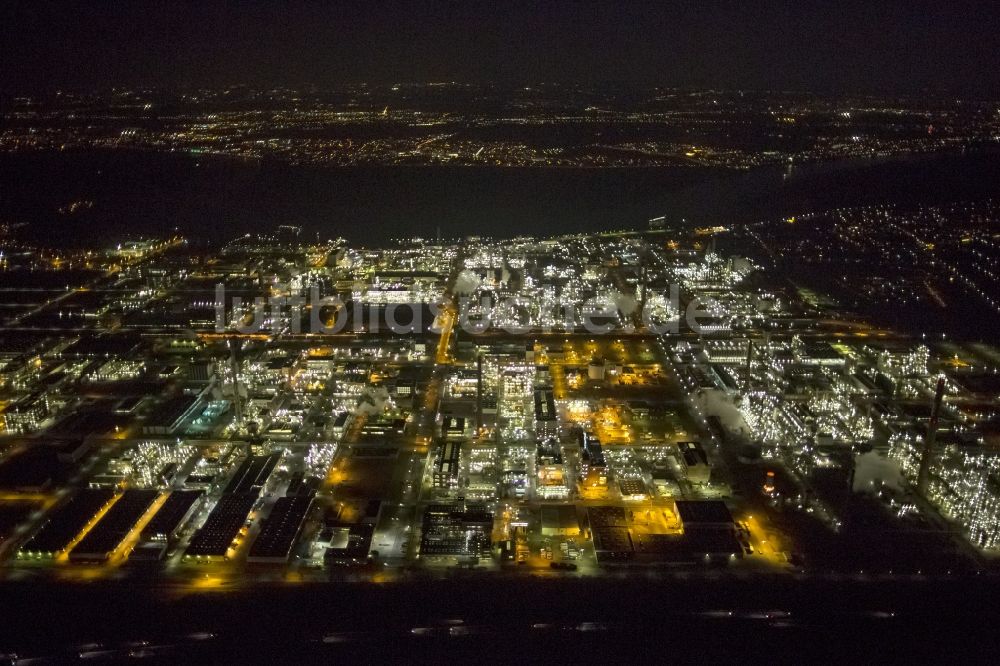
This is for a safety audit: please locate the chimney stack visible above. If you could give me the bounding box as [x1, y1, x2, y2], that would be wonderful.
[916, 376, 946, 497]
[476, 353, 483, 433]
[228, 336, 244, 427]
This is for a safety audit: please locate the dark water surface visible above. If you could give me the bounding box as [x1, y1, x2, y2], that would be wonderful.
[2, 148, 1000, 246]
[2, 576, 1000, 661]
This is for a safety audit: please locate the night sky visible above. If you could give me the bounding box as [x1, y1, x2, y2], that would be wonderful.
[2, 0, 1000, 94]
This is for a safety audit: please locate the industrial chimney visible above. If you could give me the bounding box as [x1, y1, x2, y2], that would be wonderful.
[916, 376, 946, 497]
[476, 353, 483, 433]
[227, 336, 244, 427]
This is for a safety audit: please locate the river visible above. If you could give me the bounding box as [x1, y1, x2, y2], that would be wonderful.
[2, 148, 999, 246]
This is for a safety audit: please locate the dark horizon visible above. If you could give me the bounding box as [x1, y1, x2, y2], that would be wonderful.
[6, 81, 999, 102]
[3, 1, 1000, 97]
